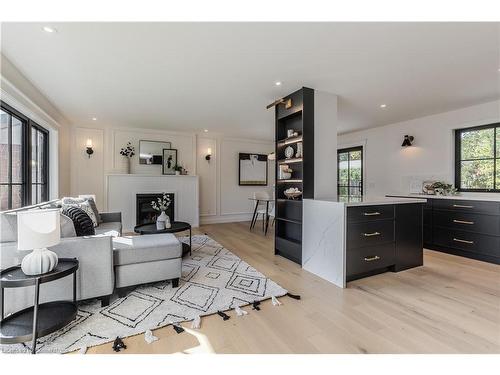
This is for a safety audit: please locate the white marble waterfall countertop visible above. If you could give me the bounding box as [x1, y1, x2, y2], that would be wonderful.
[314, 196, 427, 206]
[387, 193, 500, 202]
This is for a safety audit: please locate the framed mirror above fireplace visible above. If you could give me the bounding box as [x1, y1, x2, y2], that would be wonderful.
[139, 140, 172, 165]
[136, 193, 175, 225]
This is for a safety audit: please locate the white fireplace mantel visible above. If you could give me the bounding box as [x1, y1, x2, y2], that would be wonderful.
[106, 174, 199, 232]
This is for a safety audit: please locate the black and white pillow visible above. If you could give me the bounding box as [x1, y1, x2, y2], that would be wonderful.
[62, 196, 101, 224]
[62, 200, 98, 227]
[61, 206, 95, 236]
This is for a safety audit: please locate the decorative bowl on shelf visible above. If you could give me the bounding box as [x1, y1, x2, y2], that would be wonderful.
[284, 188, 302, 200]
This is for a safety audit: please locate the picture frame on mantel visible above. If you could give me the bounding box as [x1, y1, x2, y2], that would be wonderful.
[162, 148, 178, 175]
[238, 153, 268, 186]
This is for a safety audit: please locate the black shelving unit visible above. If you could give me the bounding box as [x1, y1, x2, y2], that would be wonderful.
[274, 87, 314, 264]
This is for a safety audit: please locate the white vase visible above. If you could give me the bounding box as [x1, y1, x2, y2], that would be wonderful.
[21, 248, 59, 275]
[175, 171, 180, 176]
[165, 214, 171, 229]
[156, 211, 167, 230]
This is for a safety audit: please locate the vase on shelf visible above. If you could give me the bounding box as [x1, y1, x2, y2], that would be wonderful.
[123, 157, 131, 174]
[156, 211, 167, 230]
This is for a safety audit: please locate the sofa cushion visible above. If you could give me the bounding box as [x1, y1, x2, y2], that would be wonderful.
[61, 206, 95, 236]
[60, 213, 77, 238]
[95, 221, 122, 237]
[112, 234, 181, 266]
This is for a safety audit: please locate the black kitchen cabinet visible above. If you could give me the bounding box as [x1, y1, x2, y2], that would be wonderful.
[346, 203, 424, 281]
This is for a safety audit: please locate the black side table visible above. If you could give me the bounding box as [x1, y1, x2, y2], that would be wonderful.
[0, 258, 79, 354]
[134, 221, 192, 256]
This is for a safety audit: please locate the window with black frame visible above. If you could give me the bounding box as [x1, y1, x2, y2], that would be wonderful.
[0, 101, 49, 210]
[455, 123, 499, 192]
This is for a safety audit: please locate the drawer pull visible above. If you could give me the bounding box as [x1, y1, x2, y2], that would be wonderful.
[363, 232, 381, 237]
[453, 238, 474, 244]
[364, 256, 381, 262]
[453, 219, 474, 225]
[363, 212, 381, 216]
[452, 204, 474, 209]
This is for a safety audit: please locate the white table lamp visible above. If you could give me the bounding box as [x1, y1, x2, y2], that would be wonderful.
[17, 209, 61, 275]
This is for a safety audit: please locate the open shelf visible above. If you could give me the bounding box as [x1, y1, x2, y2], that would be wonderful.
[275, 217, 302, 225]
[277, 135, 303, 145]
[278, 158, 302, 164]
[277, 179, 302, 183]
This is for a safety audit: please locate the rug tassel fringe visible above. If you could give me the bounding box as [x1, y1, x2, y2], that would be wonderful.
[235, 306, 248, 316]
[172, 323, 185, 334]
[271, 296, 282, 306]
[144, 329, 159, 344]
[79, 346, 88, 354]
[217, 311, 230, 320]
[286, 292, 301, 300]
[252, 301, 261, 311]
[191, 315, 201, 329]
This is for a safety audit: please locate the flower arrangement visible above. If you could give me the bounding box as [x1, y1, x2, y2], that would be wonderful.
[431, 181, 458, 196]
[120, 142, 135, 158]
[151, 193, 171, 212]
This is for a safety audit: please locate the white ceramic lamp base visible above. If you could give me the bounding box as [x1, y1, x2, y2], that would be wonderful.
[21, 248, 59, 275]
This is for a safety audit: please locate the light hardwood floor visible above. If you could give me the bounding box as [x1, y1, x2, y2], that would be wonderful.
[87, 221, 500, 354]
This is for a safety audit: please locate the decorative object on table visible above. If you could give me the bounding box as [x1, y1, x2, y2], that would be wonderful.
[401, 135, 414, 147]
[284, 187, 302, 200]
[205, 147, 212, 162]
[119, 142, 135, 174]
[151, 193, 172, 229]
[17, 209, 60, 275]
[162, 148, 178, 175]
[238, 153, 268, 186]
[139, 140, 171, 165]
[0, 235, 287, 354]
[295, 141, 303, 158]
[430, 181, 458, 196]
[173, 164, 183, 176]
[85, 138, 94, 158]
[287, 129, 295, 138]
[279, 164, 293, 180]
[284, 145, 294, 159]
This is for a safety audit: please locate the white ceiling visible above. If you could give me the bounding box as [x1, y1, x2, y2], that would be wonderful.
[1, 22, 499, 139]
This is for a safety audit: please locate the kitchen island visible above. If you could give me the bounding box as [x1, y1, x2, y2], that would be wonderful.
[302, 196, 426, 287]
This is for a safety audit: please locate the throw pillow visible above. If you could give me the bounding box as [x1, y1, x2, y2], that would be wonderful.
[85, 197, 102, 224]
[62, 200, 98, 227]
[60, 213, 77, 238]
[61, 206, 95, 236]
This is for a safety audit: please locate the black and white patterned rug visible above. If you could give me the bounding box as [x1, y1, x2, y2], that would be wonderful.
[1, 235, 287, 354]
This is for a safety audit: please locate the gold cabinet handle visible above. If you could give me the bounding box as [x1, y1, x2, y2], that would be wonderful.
[453, 219, 474, 225]
[363, 232, 380, 237]
[453, 238, 474, 244]
[453, 204, 474, 209]
[363, 212, 381, 216]
[364, 256, 381, 262]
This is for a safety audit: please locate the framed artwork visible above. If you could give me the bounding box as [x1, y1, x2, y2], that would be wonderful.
[162, 148, 178, 175]
[238, 153, 268, 186]
[139, 140, 171, 165]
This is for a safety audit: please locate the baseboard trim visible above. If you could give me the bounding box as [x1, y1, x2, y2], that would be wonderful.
[200, 213, 253, 225]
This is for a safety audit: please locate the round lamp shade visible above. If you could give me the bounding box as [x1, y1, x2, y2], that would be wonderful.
[17, 209, 61, 250]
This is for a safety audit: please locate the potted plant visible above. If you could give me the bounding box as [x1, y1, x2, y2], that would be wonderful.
[173, 164, 183, 176]
[151, 193, 172, 229]
[119, 142, 135, 174]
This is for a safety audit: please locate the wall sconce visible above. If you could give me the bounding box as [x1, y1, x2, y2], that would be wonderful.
[401, 135, 414, 147]
[85, 138, 94, 158]
[205, 147, 212, 162]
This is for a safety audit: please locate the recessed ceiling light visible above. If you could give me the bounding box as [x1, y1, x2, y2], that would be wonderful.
[380, 104, 387, 108]
[275, 81, 282, 86]
[92, 117, 97, 121]
[42, 26, 57, 33]
[204, 129, 208, 133]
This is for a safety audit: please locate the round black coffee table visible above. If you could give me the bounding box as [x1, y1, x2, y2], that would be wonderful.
[0, 258, 79, 354]
[134, 221, 192, 256]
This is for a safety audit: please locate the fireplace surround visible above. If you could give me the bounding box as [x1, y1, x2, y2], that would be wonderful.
[136, 193, 175, 225]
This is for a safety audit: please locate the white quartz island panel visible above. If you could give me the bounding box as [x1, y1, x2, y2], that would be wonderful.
[302, 199, 346, 288]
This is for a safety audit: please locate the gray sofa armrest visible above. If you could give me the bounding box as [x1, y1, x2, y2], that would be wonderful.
[100, 211, 122, 223]
[2, 236, 115, 315]
[49, 236, 115, 300]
